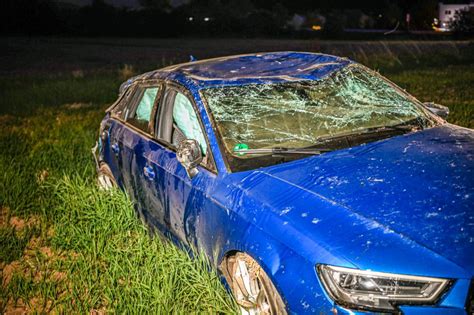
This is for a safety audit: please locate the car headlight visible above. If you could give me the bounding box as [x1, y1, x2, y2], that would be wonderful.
[317, 264, 451, 312]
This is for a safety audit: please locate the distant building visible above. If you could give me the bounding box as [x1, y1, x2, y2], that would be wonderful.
[287, 13, 326, 32]
[287, 14, 306, 31]
[435, 2, 474, 31]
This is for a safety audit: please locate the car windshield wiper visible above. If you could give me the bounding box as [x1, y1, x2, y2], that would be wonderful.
[233, 147, 331, 156]
[350, 121, 423, 138]
[233, 121, 425, 157]
[371, 123, 422, 133]
[310, 119, 424, 144]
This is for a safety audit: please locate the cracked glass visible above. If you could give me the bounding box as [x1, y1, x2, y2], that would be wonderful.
[202, 64, 435, 160]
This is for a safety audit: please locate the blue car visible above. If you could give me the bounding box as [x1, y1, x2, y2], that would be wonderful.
[93, 52, 473, 314]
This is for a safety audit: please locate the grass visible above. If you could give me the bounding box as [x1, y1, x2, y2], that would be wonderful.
[0, 75, 122, 116]
[388, 64, 474, 128]
[0, 41, 473, 313]
[0, 99, 238, 313]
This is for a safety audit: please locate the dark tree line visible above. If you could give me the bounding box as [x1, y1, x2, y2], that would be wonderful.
[452, 8, 474, 34]
[0, 0, 472, 37]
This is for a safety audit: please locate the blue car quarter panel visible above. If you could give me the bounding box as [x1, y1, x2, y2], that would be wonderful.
[100, 52, 474, 314]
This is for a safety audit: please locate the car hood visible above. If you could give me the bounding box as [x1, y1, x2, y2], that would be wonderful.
[259, 124, 474, 274]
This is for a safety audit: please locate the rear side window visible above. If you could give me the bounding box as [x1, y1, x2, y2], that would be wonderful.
[127, 86, 160, 133]
[135, 88, 158, 121]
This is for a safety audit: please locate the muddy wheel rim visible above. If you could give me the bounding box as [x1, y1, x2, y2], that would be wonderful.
[98, 173, 114, 190]
[232, 256, 273, 315]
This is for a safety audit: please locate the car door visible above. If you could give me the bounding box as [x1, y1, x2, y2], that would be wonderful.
[118, 83, 169, 228]
[156, 84, 217, 246]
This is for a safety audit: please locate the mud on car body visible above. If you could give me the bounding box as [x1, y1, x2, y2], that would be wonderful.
[93, 52, 474, 314]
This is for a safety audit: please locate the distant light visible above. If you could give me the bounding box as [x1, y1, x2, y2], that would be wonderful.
[188, 16, 193, 21]
[378, 14, 382, 18]
[204, 17, 210, 22]
[311, 25, 321, 31]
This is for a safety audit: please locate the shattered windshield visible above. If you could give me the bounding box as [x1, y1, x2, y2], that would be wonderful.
[202, 64, 436, 171]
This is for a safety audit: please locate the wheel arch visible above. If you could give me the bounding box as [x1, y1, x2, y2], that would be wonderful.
[218, 248, 289, 312]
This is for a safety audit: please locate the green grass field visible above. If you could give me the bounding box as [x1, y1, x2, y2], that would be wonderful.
[0, 39, 473, 313]
[0, 93, 238, 313]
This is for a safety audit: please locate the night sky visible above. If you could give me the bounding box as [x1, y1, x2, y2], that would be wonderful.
[54, 0, 189, 8]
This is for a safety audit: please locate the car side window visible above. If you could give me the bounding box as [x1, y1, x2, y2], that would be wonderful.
[112, 85, 135, 118]
[126, 86, 160, 133]
[172, 92, 207, 155]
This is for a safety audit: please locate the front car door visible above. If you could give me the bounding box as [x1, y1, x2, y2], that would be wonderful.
[155, 83, 217, 247]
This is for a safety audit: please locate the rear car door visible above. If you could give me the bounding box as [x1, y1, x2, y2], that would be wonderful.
[118, 83, 169, 226]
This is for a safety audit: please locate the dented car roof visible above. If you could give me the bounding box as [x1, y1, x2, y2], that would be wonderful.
[121, 52, 351, 91]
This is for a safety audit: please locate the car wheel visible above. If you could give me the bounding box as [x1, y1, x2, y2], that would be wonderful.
[97, 163, 117, 190]
[222, 252, 287, 315]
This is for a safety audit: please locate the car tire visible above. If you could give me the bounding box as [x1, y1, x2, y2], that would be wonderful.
[97, 163, 117, 190]
[221, 252, 287, 315]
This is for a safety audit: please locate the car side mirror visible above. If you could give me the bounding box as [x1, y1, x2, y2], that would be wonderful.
[423, 102, 449, 119]
[176, 139, 203, 179]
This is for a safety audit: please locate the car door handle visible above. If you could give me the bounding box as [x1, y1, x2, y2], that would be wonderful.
[111, 142, 120, 155]
[143, 165, 155, 180]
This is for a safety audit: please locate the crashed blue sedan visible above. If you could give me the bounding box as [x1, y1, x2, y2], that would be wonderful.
[93, 52, 474, 314]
